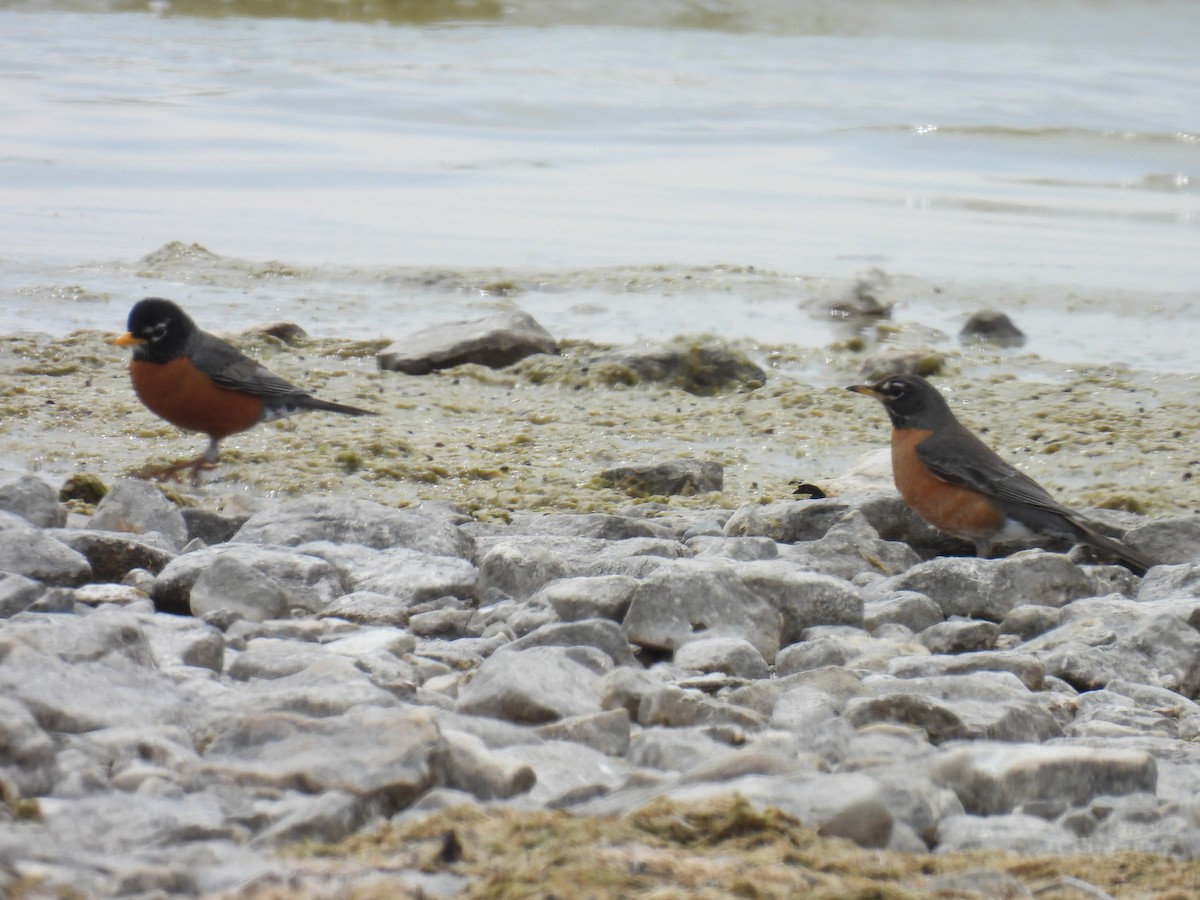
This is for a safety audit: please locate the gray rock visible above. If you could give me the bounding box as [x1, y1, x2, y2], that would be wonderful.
[188, 554, 290, 622]
[1119, 613, 1200, 699]
[688, 535, 778, 561]
[8, 491, 1200, 889]
[958, 310, 1026, 347]
[1025, 597, 1200, 697]
[1086, 796, 1200, 856]
[38, 791, 237, 854]
[495, 739, 630, 807]
[72, 583, 149, 608]
[531, 575, 639, 622]
[455, 646, 604, 724]
[181, 507, 249, 546]
[879, 553, 1092, 621]
[1139, 564, 1200, 623]
[88, 479, 188, 552]
[408, 607, 479, 639]
[775, 630, 926, 676]
[0, 695, 59, 798]
[825, 267, 894, 319]
[474, 534, 685, 598]
[622, 561, 782, 661]
[776, 510, 921, 581]
[0, 643, 187, 733]
[534, 709, 631, 757]
[5, 605, 157, 667]
[597, 459, 723, 497]
[226, 638, 338, 682]
[933, 743, 1157, 816]
[887, 651, 1046, 691]
[864, 592, 944, 634]
[476, 539, 571, 599]
[234, 496, 473, 558]
[47, 528, 176, 583]
[142, 613, 225, 672]
[229, 658, 407, 719]
[867, 768, 965, 847]
[152, 544, 344, 617]
[27, 586, 77, 613]
[201, 707, 445, 816]
[627, 727, 727, 772]
[377, 309, 558, 375]
[303, 542, 479, 608]
[695, 772, 895, 849]
[0, 511, 91, 587]
[254, 790, 365, 847]
[319, 590, 412, 626]
[598, 666, 667, 718]
[674, 636, 769, 679]
[1066, 689, 1179, 739]
[637, 685, 765, 731]
[724, 499, 850, 543]
[0, 571, 46, 618]
[844, 672, 1062, 744]
[589, 342, 765, 395]
[918, 618, 1000, 654]
[772, 636, 847, 673]
[999, 604, 1063, 640]
[737, 562, 864, 645]
[802, 773, 896, 848]
[935, 813, 1078, 855]
[768, 685, 839, 734]
[324, 628, 419, 692]
[1124, 515, 1200, 565]
[1106, 679, 1200, 724]
[505, 513, 674, 541]
[442, 729, 537, 800]
[0, 475, 66, 528]
[502, 619, 638, 667]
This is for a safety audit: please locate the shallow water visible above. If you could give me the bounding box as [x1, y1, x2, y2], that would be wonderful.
[1, 1, 1197, 367]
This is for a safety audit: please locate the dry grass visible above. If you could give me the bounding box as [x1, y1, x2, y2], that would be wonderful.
[219, 795, 1200, 899]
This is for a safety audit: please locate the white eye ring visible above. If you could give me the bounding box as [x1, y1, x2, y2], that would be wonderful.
[146, 320, 169, 341]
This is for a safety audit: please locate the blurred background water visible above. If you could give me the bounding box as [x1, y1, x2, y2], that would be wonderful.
[0, 0, 1196, 366]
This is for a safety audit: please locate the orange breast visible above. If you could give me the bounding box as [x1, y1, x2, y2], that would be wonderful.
[891, 427, 1005, 540]
[130, 358, 264, 440]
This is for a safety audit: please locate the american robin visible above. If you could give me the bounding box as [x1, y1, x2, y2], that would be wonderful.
[114, 297, 376, 481]
[847, 373, 1154, 574]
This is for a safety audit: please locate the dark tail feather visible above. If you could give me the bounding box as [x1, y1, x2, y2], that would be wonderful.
[301, 396, 378, 417]
[1076, 523, 1156, 576]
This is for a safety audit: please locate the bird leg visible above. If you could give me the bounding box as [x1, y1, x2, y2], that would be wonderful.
[134, 439, 220, 484]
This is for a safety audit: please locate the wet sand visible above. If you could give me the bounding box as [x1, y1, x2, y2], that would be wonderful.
[3, 301, 1196, 522]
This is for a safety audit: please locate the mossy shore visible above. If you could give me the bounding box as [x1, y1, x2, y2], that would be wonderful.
[1, 325, 1196, 522]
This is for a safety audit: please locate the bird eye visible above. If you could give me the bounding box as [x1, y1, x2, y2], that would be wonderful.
[145, 320, 169, 341]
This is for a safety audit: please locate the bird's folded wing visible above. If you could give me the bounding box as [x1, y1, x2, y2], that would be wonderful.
[915, 431, 1078, 519]
[189, 336, 305, 399]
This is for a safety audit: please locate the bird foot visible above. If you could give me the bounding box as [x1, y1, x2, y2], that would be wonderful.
[133, 456, 218, 484]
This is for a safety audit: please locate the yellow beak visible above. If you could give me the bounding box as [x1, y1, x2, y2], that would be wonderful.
[846, 383, 883, 399]
[112, 332, 144, 347]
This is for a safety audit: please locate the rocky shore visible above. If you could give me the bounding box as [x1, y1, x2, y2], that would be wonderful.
[1, 301, 1199, 897]
[0, 465, 1198, 896]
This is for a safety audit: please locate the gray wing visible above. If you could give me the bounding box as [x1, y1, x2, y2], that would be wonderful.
[914, 427, 1081, 522]
[186, 331, 309, 400]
